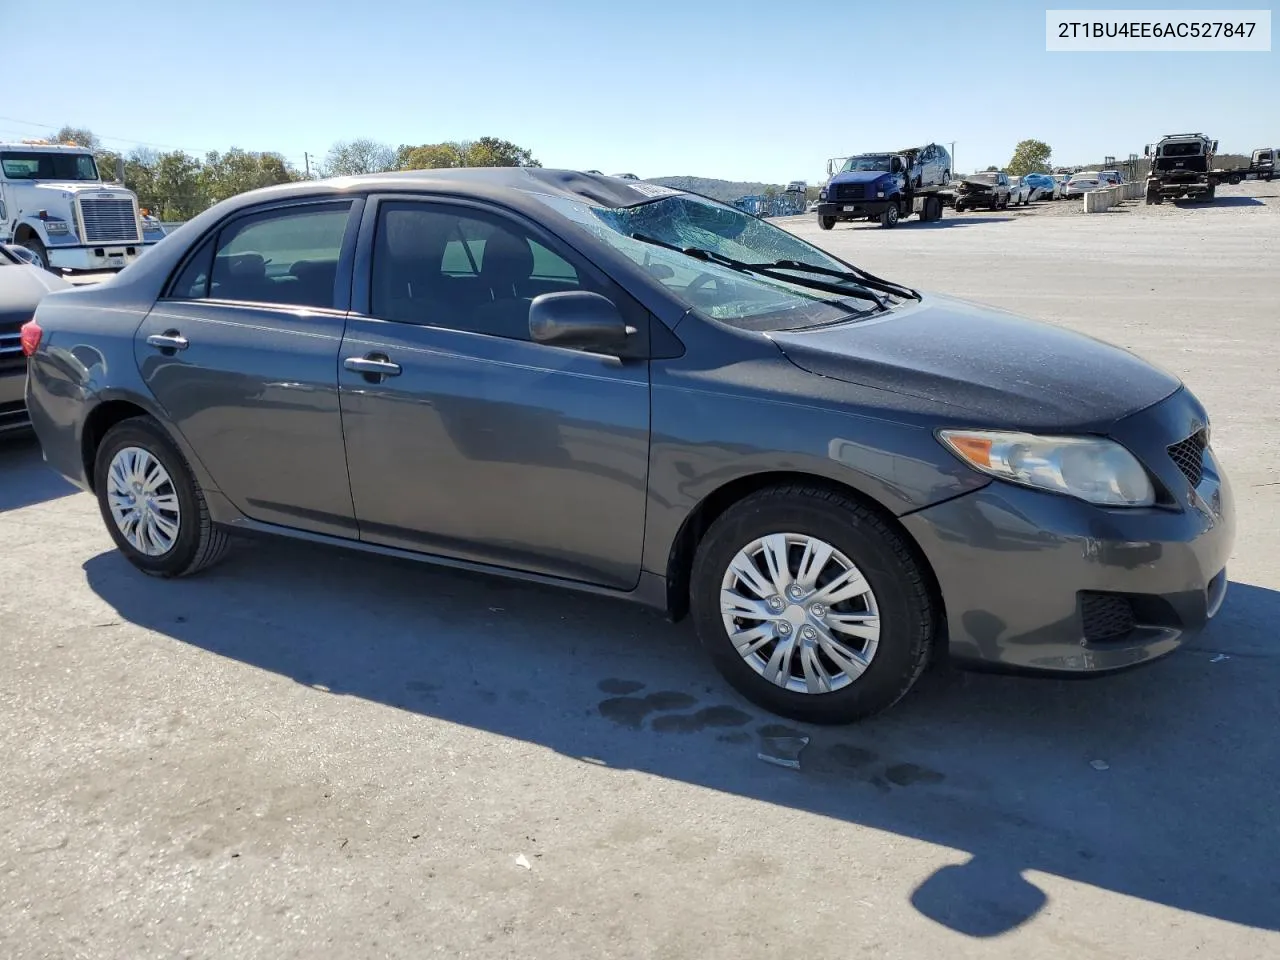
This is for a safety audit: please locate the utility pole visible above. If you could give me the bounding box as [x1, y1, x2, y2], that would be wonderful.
[950, 141, 956, 175]
[304, 152, 311, 178]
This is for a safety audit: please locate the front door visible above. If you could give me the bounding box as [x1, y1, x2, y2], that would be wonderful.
[136, 197, 362, 537]
[338, 198, 651, 589]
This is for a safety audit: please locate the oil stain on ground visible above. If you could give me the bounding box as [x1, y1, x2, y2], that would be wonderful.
[650, 705, 753, 733]
[599, 691, 698, 728]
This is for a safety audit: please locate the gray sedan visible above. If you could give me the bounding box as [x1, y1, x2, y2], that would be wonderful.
[21, 169, 1234, 723]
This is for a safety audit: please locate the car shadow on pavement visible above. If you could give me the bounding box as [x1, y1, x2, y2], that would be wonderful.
[82, 538, 1280, 937]
[0, 435, 77, 512]
[842, 216, 1013, 230]
[1174, 197, 1265, 208]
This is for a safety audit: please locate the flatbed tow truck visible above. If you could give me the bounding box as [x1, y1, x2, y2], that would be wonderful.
[816, 144, 952, 228]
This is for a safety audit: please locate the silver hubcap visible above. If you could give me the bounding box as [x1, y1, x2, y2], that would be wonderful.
[720, 533, 880, 695]
[106, 446, 181, 557]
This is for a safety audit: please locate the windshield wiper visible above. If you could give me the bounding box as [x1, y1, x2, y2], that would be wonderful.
[629, 233, 887, 309]
[758, 259, 920, 301]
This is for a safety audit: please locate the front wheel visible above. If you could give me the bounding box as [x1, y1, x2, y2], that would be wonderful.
[689, 486, 936, 724]
[879, 204, 899, 228]
[818, 216, 836, 230]
[94, 416, 231, 578]
[20, 236, 50, 271]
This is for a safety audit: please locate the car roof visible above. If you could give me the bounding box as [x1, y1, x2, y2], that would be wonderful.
[200, 168, 684, 219]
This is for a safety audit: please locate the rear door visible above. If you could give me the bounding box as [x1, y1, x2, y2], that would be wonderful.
[136, 197, 363, 537]
[337, 196, 652, 588]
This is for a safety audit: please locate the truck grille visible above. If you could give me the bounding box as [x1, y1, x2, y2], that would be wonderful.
[78, 197, 140, 243]
[1167, 429, 1207, 488]
[0, 330, 23, 371]
[832, 183, 866, 201]
[1154, 156, 1208, 174]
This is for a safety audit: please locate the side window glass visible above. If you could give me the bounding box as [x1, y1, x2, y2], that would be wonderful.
[168, 236, 216, 299]
[208, 203, 351, 309]
[371, 204, 586, 341]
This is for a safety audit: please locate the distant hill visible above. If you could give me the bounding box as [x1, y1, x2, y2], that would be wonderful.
[647, 175, 784, 202]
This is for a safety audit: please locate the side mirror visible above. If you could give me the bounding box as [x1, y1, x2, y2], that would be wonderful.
[1143, 145, 1150, 157]
[1211, 141, 1218, 153]
[529, 291, 634, 350]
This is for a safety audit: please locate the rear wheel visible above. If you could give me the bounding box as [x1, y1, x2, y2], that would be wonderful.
[818, 216, 836, 230]
[93, 416, 231, 578]
[690, 486, 936, 724]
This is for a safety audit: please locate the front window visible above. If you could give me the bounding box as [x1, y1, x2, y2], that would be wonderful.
[530, 191, 878, 331]
[0, 151, 99, 181]
[840, 155, 894, 173]
[1160, 142, 1203, 158]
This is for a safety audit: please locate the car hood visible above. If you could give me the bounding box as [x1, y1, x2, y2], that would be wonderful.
[829, 170, 893, 185]
[769, 293, 1181, 431]
[0, 264, 71, 327]
[30, 181, 125, 195]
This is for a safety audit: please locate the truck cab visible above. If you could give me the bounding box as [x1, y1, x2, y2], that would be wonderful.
[1250, 147, 1276, 180]
[1143, 133, 1222, 202]
[0, 140, 165, 272]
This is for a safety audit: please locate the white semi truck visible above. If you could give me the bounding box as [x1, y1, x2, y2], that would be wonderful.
[0, 139, 165, 271]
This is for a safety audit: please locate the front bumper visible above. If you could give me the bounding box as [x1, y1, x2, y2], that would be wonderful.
[902, 390, 1234, 673]
[817, 199, 893, 219]
[0, 369, 29, 433]
[47, 242, 153, 272]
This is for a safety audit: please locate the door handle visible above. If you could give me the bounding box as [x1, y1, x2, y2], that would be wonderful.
[344, 355, 402, 378]
[146, 332, 189, 351]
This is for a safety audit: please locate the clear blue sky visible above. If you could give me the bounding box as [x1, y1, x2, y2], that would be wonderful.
[2, 0, 1274, 182]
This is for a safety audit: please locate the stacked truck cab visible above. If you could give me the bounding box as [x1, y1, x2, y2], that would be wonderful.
[0, 140, 165, 271]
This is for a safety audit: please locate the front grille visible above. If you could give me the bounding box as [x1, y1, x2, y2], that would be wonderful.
[78, 197, 140, 243]
[1081, 593, 1136, 643]
[1155, 156, 1208, 173]
[833, 183, 865, 201]
[0, 330, 21, 356]
[1167, 429, 1207, 488]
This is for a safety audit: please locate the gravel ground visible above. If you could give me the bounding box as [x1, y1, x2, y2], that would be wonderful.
[2, 181, 1278, 960]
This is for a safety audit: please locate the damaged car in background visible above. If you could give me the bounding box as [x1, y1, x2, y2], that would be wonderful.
[952, 171, 1012, 212]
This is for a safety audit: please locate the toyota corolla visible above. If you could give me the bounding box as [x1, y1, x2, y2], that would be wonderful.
[21, 169, 1234, 723]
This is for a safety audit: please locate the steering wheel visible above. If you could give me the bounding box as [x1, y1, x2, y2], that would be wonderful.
[686, 271, 728, 302]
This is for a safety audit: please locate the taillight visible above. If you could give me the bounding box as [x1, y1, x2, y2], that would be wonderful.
[20, 319, 43, 357]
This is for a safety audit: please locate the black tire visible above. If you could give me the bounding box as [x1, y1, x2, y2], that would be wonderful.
[954, 201, 965, 213]
[879, 205, 899, 228]
[1204, 185, 1216, 201]
[20, 236, 50, 271]
[689, 485, 936, 724]
[818, 216, 836, 230]
[93, 416, 231, 578]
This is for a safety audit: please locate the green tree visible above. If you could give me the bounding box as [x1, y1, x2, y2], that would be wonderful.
[200, 148, 300, 205]
[150, 151, 207, 221]
[1007, 139, 1053, 176]
[324, 138, 395, 176]
[397, 142, 466, 170]
[463, 136, 540, 168]
[396, 137, 541, 170]
[52, 125, 99, 150]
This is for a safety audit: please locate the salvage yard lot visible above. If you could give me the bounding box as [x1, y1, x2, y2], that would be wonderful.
[2, 182, 1277, 959]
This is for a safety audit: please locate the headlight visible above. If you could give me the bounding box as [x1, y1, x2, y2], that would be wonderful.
[44, 221, 69, 235]
[819, 188, 828, 200]
[938, 429, 1155, 506]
